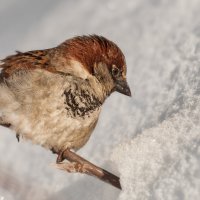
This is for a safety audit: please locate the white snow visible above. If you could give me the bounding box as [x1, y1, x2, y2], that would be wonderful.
[0, 0, 200, 199]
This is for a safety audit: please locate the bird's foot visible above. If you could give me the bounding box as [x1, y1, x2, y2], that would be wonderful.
[16, 133, 20, 142]
[54, 149, 86, 173]
[50, 148, 66, 163]
[56, 150, 66, 163]
[54, 162, 88, 173]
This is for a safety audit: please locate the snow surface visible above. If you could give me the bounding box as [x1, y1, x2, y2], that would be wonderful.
[0, 0, 200, 199]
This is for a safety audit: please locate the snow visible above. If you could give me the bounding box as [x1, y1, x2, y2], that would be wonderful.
[1, 0, 200, 199]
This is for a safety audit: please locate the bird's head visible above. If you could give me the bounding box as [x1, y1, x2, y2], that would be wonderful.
[55, 35, 131, 98]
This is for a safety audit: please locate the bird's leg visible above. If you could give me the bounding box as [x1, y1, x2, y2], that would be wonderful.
[16, 134, 20, 142]
[50, 148, 66, 163]
[56, 150, 65, 163]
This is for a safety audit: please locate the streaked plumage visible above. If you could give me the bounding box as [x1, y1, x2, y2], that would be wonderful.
[0, 35, 131, 159]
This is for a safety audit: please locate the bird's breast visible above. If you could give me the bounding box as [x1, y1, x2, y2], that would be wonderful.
[4, 73, 102, 151]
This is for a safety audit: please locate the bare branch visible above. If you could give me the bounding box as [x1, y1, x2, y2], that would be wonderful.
[55, 149, 121, 190]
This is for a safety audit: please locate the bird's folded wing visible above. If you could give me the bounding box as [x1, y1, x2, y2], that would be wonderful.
[0, 49, 56, 78]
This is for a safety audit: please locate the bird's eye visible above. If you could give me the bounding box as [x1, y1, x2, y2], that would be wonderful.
[111, 65, 121, 77]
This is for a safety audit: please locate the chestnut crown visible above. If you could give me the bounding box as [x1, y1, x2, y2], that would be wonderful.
[60, 35, 131, 97]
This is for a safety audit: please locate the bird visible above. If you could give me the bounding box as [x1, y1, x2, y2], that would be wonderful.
[0, 35, 131, 163]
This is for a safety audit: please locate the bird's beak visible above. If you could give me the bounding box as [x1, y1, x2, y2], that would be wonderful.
[115, 79, 132, 97]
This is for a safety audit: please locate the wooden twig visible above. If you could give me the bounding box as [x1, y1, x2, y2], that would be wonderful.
[55, 149, 121, 190]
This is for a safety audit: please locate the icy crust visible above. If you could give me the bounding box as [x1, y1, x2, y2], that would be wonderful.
[112, 106, 200, 199]
[112, 53, 200, 200]
[112, 64, 200, 199]
[110, 0, 200, 198]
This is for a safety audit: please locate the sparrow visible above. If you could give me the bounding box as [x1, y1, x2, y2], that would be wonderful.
[0, 35, 131, 163]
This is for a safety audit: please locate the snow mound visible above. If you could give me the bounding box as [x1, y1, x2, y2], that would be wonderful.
[113, 107, 200, 199]
[1, 0, 200, 199]
[112, 1, 200, 197]
[112, 13, 200, 200]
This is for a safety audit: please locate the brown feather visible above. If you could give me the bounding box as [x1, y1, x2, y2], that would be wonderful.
[59, 35, 126, 74]
[0, 35, 126, 80]
[0, 49, 57, 78]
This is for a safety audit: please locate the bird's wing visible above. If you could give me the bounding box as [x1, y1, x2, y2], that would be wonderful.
[0, 49, 57, 78]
